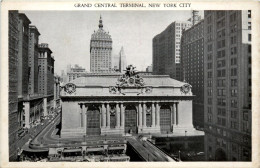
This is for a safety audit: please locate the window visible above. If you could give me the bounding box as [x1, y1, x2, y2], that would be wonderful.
[248, 34, 251, 41]
[248, 45, 251, 53]
[217, 29, 225, 39]
[230, 12, 237, 22]
[248, 22, 251, 30]
[217, 108, 226, 116]
[208, 89, 212, 96]
[231, 79, 238, 86]
[231, 47, 237, 55]
[207, 80, 212, 87]
[243, 111, 249, 121]
[217, 60, 225, 68]
[208, 63, 212, 69]
[208, 98, 212, 105]
[231, 99, 238, 108]
[231, 36, 237, 44]
[217, 19, 225, 29]
[231, 89, 238, 97]
[208, 54, 212, 60]
[230, 24, 237, 33]
[231, 68, 237, 76]
[248, 10, 251, 18]
[208, 71, 212, 78]
[208, 44, 212, 52]
[208, 107, 212, 114]
[217, 50, 225, 58]
[231, 58, 237, 65]
[231, 110, 237, 118]
[231, 121, 238, 129]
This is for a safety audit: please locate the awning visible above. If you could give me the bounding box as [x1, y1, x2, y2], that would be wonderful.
[63, 148, 82, 153]
[86, 148, 104, 152]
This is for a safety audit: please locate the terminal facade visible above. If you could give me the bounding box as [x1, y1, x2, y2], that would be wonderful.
[60, 66, 195, 137]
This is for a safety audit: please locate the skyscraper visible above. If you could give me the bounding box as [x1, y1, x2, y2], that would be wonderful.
[38, 43, 55, 96]
[119, 46, 127, 73]
[18, 13, 31, 98]
[8, 10, 19, 161]
[28, 25, 40, 95]
[90, 16, 112, 73]
[204, 10, 251, 161]
[181, 20, 204, 128]
[152, 21, 191, 81]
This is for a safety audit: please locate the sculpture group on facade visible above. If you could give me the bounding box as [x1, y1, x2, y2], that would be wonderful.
[117, 65, 145, 87]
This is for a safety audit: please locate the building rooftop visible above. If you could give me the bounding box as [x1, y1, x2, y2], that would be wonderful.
[68, 74, 187, 87]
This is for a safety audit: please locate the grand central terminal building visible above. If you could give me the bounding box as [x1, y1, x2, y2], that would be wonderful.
[60, 66, 195, 137]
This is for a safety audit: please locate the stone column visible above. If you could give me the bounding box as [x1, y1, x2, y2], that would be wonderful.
[106, 103, 110, 128]
[138, 103, 142, 127]
[101, 103, 106, 128]
[176, 102, 179, 125]
[156, 103, 160, 127]
[116, 103, 120, 128]
[151, 102, 155, 127]
[143, 103, 147, 127]
[172, 103, 176, 125]
[120, 103, 125, 128]
[82, 104, 86, 127]
[80, 104, 83, 127]
[43, 97, 47, 116]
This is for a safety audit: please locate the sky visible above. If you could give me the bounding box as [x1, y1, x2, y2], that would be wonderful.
[22, 10, 203, 75]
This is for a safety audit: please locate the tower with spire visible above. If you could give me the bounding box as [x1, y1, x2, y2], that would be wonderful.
[90, 15, 112, 73]
[119, 46, 127, 73]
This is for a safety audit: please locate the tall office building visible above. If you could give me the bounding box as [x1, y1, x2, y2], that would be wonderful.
[181, 20, 204, 128]
[18, 13, 31, 97]
[17, 13, 31, 130]
[119, 46, 127, 73]
[8, 10, 19, 161]
[28, 25, 40, 95]
[90, 16, 112, 73]
[152, 21, 191, 80]
[38, 43, 55, 96]
[204, 10, 251, 161]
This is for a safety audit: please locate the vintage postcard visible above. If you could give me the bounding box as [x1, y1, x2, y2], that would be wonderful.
[0, 0, 259, 168]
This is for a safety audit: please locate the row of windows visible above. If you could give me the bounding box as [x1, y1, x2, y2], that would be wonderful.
[217, 108, 226, 116]
[217, 117, 226, 126]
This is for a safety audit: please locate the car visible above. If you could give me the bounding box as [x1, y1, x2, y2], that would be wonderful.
[196, 152, 204, 156]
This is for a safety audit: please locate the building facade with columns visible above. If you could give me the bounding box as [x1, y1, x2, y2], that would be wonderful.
[60, 66, 194, 137]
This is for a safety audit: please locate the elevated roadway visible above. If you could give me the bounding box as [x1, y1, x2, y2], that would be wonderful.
[25, 114, 176, 162]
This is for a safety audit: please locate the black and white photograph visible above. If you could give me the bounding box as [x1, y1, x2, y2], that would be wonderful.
[1, 1, 259, 167]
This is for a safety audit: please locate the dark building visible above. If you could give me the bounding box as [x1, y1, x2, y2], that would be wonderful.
[181, 20, 204, 128]
[17, 13, 31, 129]
[204, 10, 251, 161]
[28, 25, 40, 95]
[152, 21, 191, 81]
[8, 10, 19, 161]
[17, 13, 31, 98]
[38, 43, 55, 96]
[38, 43, 55, 116]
